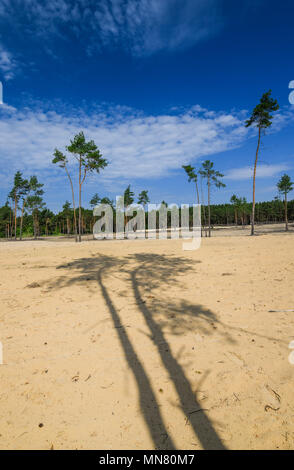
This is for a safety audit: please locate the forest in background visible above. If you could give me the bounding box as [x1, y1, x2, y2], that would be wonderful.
[1, 196, 293, 239]
[1, 91, 293, 240]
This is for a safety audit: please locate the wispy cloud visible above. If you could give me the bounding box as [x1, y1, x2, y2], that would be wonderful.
[92, 0, 222, 55]
[225, 164, 291, 181]
[0, 102, 248, 190]
[0, 0, 223, 57]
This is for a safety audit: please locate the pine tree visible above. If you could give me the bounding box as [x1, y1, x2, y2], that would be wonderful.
[199, 160, 225, 237]
[277, 174, 293, 231]
[245, 90, 279, 235]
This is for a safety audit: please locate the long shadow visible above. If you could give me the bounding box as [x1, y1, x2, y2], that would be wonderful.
[97, 265, 175, 450]
[128, 254, 226, 450]
[50, 254, 284, 346]
[48, 253, 231, 449]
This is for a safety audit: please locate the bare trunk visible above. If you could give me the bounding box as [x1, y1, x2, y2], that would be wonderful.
[33, 212, 37, 239]
[9, 205, 12, 239]
[251, 126, 261, 236]
[20, 203, 25, 240]
[78, 158, 82, 242]
[208, 176, 211, 237]
[200, 177, 207, 237]
[14, 195, 17, 240]
[285, 192, 288, 231]
[64, 165, 77, 242]
[195, 181, 200, 205]
[195, 181, 201, 236]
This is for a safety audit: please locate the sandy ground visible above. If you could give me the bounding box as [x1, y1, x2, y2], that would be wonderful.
[0, 230, 294, 450]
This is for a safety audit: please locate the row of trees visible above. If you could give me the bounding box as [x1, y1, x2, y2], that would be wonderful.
[182, 90, 294, 235]
[2, 159, 293, 240]
[1, 176, 153, 239]
[2, 90, 293, 240]
[53, 131, 108, 242]
[182, 161, 293, 234]
[6, 171, 44, 240]
[1, 188, 293, 239]
[182, 160, 225, 237]
[90, 186, 150, 210]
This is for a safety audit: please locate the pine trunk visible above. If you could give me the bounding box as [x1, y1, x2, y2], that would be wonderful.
[208, 177, 211, 237]
[20, 203, 25, 240]
[251, 126, 261, 236]
[64, 165, 77, 242]
[14, 195, 17, 240]
[78, 158, 82, 242]
[285, 192, 288, 231]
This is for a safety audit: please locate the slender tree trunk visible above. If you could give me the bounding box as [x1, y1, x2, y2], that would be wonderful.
[9, 204, 12, 239]
[195, 181, 200, 205]
[285, 192, 288, 231]
[195, 181, 201, 236]
[33, 212, 37, 239]
[78, 158, 82, 242]
[14, 195, 17, 240]
[208, 176, 211, 237]
[251, 126, 261, 236]
[200, 176, 207, 237]
[64, 165, 77, 242]
[20, 203, 25, 240]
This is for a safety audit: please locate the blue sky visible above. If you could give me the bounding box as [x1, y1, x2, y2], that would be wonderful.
[0, 0, 293, 211]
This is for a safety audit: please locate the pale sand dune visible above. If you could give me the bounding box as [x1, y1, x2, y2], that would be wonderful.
[0, 233, 294, 449]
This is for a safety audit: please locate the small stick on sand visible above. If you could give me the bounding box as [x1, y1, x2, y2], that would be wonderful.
[268, 309, 294, 312]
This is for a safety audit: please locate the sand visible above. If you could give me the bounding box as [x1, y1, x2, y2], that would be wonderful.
[0, 230, 294, 450]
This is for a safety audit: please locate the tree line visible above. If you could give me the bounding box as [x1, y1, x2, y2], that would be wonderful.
[1, 185, 293, 239]
[182, 90, 293, 235]
[0, 90, 293, 240]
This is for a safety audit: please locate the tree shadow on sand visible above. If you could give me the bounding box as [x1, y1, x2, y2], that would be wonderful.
[97, 264, 176, 450]
[126, 253, 231, 449]
[49, 252, 234, 449]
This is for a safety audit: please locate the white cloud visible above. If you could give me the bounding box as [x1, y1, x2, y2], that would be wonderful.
[225, 164, 291, 181]
[0, 0, 222, 56]
[92, 0, 222, 55]
[0, 103, 248, 189]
